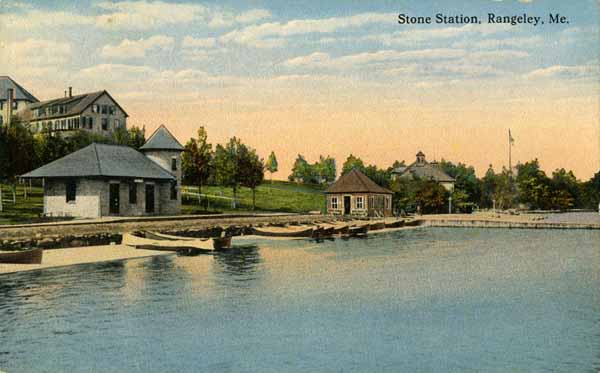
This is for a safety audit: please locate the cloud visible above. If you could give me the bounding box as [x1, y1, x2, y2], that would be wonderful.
[94, 1, 207, 30]
[100, 35, 174, 59]
[1, 38, 71, 66]
[0, 9, 94, 30]
[525, 62, 599, 79]
[285, 48, 465, 68]
[220, 12, 395, 48]
[453, 35, 543, 49]
[182, 36, 217, 48]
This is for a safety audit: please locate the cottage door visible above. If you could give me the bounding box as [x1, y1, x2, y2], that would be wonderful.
[343, 196, 351, 215]
[109, 184, 120, 214]
[145, 184, 155, 213]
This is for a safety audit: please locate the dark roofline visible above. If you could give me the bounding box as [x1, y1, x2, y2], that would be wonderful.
[0, 76, 39, 102]
[27, 90, 129, 118]
[141, 124, 184, 151]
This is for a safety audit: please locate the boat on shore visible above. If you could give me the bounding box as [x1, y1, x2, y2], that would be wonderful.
[0, 248, 43, 264]
[348, 225, 369, 237]
[384, 220, 405, 228]
[251, 227, 314, 238]
[369, 222, 386, 231]
[404, 219, 422, 227]
[122, 232, 222, 253]
[312, 226, 335, 240]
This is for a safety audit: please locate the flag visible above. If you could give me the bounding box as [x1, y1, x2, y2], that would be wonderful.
[509, 129, 515, 145]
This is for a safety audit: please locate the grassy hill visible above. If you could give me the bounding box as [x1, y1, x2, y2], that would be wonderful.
[0, 181, 326, 225]
[181, 180, 326, 214]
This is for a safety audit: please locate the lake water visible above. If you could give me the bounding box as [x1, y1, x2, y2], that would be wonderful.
[1, 228, 599, 372]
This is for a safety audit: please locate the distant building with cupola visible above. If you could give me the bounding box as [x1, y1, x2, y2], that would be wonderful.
[391, 151, 455, 191]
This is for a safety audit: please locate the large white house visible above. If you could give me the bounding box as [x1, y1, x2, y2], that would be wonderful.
[21, 125, 184, 218]
[19, 89, 128, 136]
[391, 151, 455, 191]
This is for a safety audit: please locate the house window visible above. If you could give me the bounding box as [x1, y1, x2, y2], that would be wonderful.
[88, 117, 94, 129]
[331, 196, 338, 209]
[129, 182, 137, 204]
[171, 157, 177, 171]
[109, 106, 116, 115]
[101, 118, 108, 130]
[92, 104, 98, 113]
[66, 180, 76, 202]
[170, 181, 177, 200]
[74, 117, 79, 129]
[114, 119, 121, 129]
[356, 196, 364, 209]
[61, 119, 66, 129]
[385, 196, 390, 209]
[101, 105, 108, 114]
[12, 101, 18, 110]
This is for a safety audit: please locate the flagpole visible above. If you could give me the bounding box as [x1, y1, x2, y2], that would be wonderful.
[509, 130, 512, 179]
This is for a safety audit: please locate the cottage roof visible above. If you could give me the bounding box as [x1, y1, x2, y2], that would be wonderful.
[0, 76, 38, 102]
[21, 143, 175, 180]
[393, 161, 455, 182]
[326, 169, 393, 194]
[140, 125, 184, 151]
[22, 90, 129, 121]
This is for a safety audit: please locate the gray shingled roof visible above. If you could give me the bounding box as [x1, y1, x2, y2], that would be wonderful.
[21, 143, 175, 180]
[140, 125, 184, 151]
[393, 162, 455, 182]
[0, 76, 38, 102]
[21, 90, 128, 121]
[326, 169, 392, 194]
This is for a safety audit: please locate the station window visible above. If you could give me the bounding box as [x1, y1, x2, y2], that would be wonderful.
[66, 179, 77, 202]
[331, 196, 338, 209]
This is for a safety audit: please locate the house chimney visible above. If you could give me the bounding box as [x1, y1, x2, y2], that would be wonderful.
[6, 88, 14, 126]
[64, 90, 67, 97]
[68, 86, 72, 98]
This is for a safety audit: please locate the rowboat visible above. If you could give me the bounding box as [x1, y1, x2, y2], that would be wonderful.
[122, 233, 215, 253]
[145, 231, 205, 241]
[251, 227, 314, 238]
[369, 222, 386, 231]
[348, 225, 369, 237]
[312, 227, 335, 240]
[404, 220, 422, 227]
[0, 248, 43, 264]
[384, 220, 405, 228]
[334, 225, 350, 235]
[212, 236, 232, 250]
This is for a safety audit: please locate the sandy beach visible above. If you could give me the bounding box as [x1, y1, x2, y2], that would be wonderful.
[0, 245, 171, 275]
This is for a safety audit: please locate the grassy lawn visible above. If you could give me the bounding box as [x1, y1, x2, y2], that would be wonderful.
[0, 181, 326, 224]
[181, 180, 326, 214]
[0, 184, 46, 225]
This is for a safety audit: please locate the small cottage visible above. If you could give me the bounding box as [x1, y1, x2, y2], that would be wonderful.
[390, 151, 455, 191]
[21, 125, 183, 218]
[326, 169, 393, 217]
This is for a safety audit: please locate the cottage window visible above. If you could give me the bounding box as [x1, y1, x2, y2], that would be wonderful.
[129, 182, 137, 204]
[385, 196, 390, 209]
[114, 119, 121, 129]
[170, 182, 177, 200]
[12, 101, 18, 110]
[101, 105, 108, 114]
[101, 118, 108, 130]
[356, 196, 364, 209]
[88, 117, 94, 129]
[331, 196, 338, 209]
[171, 157, 177, 171]
[109, 106, 116, 115]
[66, 180, 76, 202]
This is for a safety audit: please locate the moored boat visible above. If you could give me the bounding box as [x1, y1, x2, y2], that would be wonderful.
[0, 248, 43, 264]
[369, 222, 386, 231]
[312, 227, 335, 240]
[334, 225, 350, 235]
[384, 220, 405, 229]
[251, 227, 314, 238]
[404, 219, 422, 227]
[122, 232, 215, 253]
[212, 236, 232, 250]
[348, 225, 369, 237]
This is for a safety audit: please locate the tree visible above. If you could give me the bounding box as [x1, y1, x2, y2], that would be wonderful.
[0, 121, 38, 203]
[240, 150, 264, 210]
[341, 154, 365, 175]
[550, 168, 579, 210]
[314, 155, 336, 184]
[289, 154, 316, 183]
[182, 127, 212, 204]
[440, 159, 481, 206]
[516, 159, 552, 210]
[415, 180, 449, 214]
[581, 171, 600, 209]
[480, 165, 497, 208]
[265, 151, 278, 183]
[214, 137, 256, 209]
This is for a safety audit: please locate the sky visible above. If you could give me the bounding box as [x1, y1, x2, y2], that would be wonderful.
[1, 0, 598, 179]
